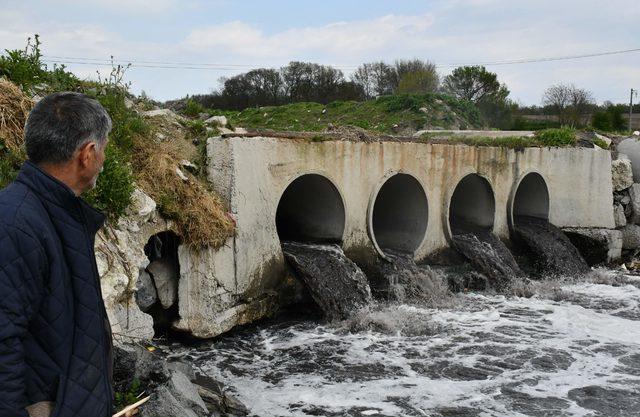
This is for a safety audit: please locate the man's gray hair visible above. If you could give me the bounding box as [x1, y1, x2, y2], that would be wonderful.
[24, 92, 112, 164]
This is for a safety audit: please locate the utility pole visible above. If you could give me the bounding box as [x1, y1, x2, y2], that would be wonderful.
[631, 88, 637, 132]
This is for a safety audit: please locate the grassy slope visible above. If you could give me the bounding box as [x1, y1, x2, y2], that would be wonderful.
[209, 94, 484, 134]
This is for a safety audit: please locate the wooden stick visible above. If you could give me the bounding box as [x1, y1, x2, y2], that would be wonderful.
[112, 396, 150, 417]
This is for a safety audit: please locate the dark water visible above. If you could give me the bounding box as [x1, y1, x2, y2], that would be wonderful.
[282, 241, 372, 320]
[183, 272, 640, 417]
[452, 229, 524, 289]
[514, 216, 589, 277]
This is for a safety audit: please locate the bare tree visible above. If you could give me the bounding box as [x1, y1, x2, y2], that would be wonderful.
[542, 84, 594, 127]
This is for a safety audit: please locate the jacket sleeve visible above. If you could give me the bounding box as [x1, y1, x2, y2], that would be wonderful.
[0, 223, 46, 417]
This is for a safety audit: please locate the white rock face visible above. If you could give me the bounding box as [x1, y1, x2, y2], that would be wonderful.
[147, 258, 179, 309]
[617, 139, 640, 182]
[96, 188, 167, 343]
[611, 156, 634, 191]
[205, 115, 227, 127]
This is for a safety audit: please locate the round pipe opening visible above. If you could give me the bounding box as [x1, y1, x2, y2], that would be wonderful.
[370, 173, 428, 256]
[449, 173, 495, 235]
[511, 172, 550, 224]
[276, 174, 345, 243]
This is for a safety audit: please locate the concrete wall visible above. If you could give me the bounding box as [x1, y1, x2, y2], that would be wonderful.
[207, 136, 615, 299]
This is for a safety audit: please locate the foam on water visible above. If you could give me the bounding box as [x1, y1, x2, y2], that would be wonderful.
[186, 273, 640, 417]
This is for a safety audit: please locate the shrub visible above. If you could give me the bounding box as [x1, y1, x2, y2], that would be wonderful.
[183, 99, 205, 117]
[84, 143, 134, 219]
[534, 128, 577, 147]
[0, 35, 47, 92]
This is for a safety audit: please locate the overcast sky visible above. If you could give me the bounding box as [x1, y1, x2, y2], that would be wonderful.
[1, 0, 638, 105]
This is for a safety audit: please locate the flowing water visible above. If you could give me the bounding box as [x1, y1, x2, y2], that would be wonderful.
[182, 271, 640, 417]
[513, 216, 589, 277]
[452, 230, 524, 289]
[282, 241, 372, 320]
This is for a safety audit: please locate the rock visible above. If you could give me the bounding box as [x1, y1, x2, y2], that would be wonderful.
[218, 127, 234, 135]
[175, 167, 189, 182]
[168, 371, 208, 415]
[419, 107, 429, 113]
[234, 127, 248, 134]
[617, 139, 640, 182]
[621, 195, 631, 205]
[136, 269, 158, 312]
[143, 109, 178, 118]
[140, 386, 199, 417]
[180, 159, 198, 173]
[594, 132, 612, 147]
[147, 259, 179, 309]
[127, 188, 157, 221]
[124, 98, 134, 109]
[634, 131, 640, 136]
[563, 228, 623, 264]
[614, 204, 627, 228]
[621, 224, 640, 250]
[155, 132, 166, 141]
[628, 184, 640, 223]
[611, 156, 634, 191]
[204, 115, 227, 127]
[167, 360, 196, 381]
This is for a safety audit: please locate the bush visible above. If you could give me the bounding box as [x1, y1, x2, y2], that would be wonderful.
[0, 35, 47, 92]
[84, 143, 134, 219]
[534, 128, 577, 147]
[183, 99, 205, 117]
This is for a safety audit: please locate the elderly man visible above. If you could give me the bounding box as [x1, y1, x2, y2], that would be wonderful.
[0, 93, 114, 417]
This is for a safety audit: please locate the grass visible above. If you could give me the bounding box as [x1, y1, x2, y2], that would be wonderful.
[419, 128, 578, 149]
[205, 93, 484, 134]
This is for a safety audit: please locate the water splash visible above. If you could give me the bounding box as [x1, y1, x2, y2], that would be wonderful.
[282, 241, 372, 320]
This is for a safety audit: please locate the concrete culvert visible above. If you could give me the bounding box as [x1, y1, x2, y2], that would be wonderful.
[276, 174, 345, 243]
[371, 173, 428, 255]
[449, 174, 495, 235]
[512, 172, 549, 222]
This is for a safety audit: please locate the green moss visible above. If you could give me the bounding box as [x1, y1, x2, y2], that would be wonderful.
[592, 137, 610, 149]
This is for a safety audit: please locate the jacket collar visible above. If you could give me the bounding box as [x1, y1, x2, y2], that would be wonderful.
[16, 161, 106, 235]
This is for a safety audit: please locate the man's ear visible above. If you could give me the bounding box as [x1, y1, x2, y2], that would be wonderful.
[77, 141, 97, 169]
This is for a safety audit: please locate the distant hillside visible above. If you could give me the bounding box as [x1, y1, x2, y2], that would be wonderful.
[204, 94, 484, 135]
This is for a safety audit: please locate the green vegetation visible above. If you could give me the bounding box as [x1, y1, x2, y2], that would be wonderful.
[419, 128, 577, 149]
[114, 378, 142, 411]
[183, 98, 205, 117]
[206, 93, 483, 133]
[534, 127, 577, 147]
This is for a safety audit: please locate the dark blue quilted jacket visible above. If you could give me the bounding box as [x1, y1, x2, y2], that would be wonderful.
[0, 161, 113, 417]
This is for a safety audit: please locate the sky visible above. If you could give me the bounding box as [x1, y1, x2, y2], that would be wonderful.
[0, 0, 638, 105]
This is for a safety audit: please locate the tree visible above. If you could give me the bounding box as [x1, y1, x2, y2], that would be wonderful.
[542, 83, 594, 127]
[351, 61, 396, 97]
[393, 59, 439, 93]
[396, 70, 439, 94]
[442, 66, 503, 103]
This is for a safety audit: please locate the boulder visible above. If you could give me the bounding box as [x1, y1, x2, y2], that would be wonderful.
[143, 109, 178, 118]
[622, 224, 640, 250]
[204, 115, 227, 127]
[611, 156, 634, 191]
[140, 386, 199, 417]
[628, 184, 640, 223]
[617, 138, 640, 182]
[147, 259, 179, 309]
[614, 204, 627, 228]
[168, 371, 208, 415]
[563, 228, 623, 264]
[135, 269, 158, 312]
[127, 188, 156, 221]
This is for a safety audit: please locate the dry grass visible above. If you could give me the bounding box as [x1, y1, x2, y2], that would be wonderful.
[132, 135, 234, 248]
[0, 78, 33, 152]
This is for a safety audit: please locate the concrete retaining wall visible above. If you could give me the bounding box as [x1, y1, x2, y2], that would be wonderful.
[206, 136, 615, 303]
